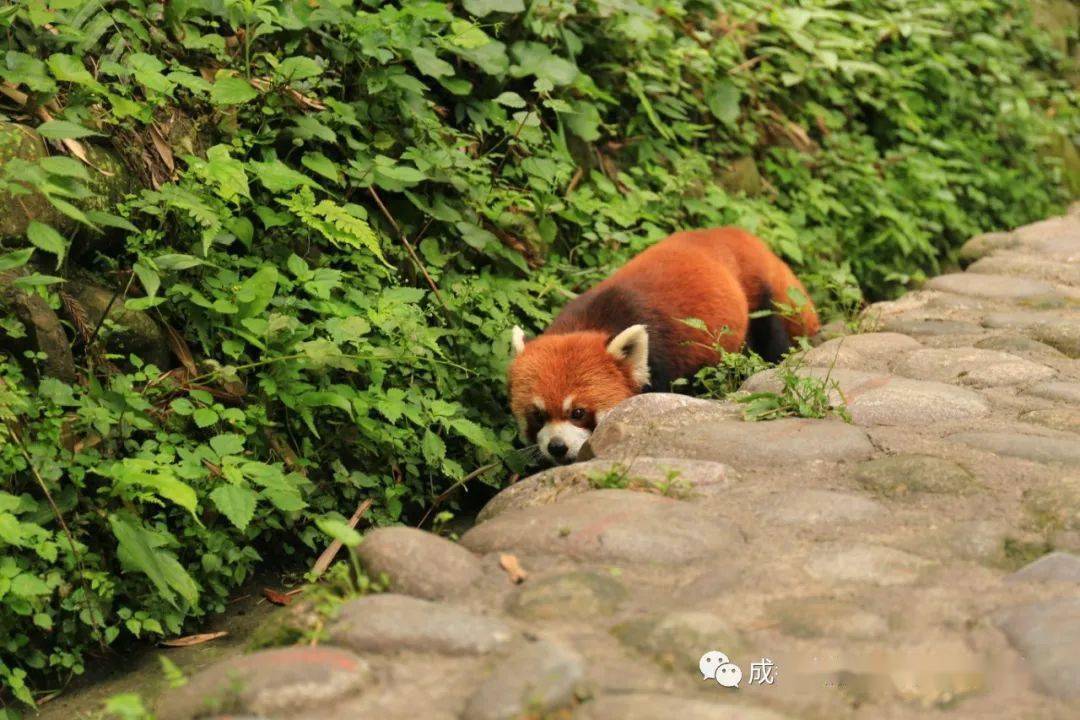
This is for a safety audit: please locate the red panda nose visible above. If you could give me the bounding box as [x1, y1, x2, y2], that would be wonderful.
[547, 438, 568, 459]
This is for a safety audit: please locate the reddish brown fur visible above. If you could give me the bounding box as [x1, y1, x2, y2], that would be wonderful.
[508, 227, 819, 430]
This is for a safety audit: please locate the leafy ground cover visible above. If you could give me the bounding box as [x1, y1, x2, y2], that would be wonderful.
[0, 0, 1076, 710]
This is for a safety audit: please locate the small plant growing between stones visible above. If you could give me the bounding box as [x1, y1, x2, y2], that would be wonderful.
[587, 464, 692, 498]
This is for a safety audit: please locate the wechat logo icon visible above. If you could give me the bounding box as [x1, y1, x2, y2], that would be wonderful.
[699, 650, 742, 688]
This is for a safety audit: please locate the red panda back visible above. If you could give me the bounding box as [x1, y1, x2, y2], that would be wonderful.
[548, 227, 819, 378]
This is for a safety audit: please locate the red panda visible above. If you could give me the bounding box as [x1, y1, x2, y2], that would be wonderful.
[507, 227, 820, 463]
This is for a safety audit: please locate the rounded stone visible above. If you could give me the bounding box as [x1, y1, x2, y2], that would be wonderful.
[1031, 321, 1080, 358]
[958, 231, 1020, 263]
[477, 457, 733, 522]
[805, 544, 932, 586]
[356, 526, 482, 600]
[461, 490, 743, 565]
[968, 253, 1080, 288]
[1021, 407, 1080, 434]
[155, 646, 369, 720]
[1014, 215, 1080, 259]
[763, 489, 885, 524]
[924, 273, 1058, 300]
[1024, 477, 1080, 532]
[1006, 552, 1080, 584]
[950, 431, 1080, 466]
[507, 571, 627, 620]
[612, 611, 742, 673]
[327, 594, 515, 655]
[576, 695, 793, 720]
[853, 455, 975, 497]
[998, 597, 1080, 699]
[880, 317, 985, 338]
[583, 394, 872, 466]
[800, 332, 922, 373]
[462, 639, 584, 720]
[1025, 381, 1080, 405]
[743, 367, 991, 426]
[974, 334, 1066, 358]
[768, 596, 889, 640]
[891, 347, 1056, 388]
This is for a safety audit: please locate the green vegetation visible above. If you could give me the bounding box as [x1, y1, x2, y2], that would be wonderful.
[0, 0, 1076, 708]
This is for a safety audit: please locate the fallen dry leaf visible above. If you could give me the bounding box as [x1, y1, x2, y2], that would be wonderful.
[161, 631, 227, 647]
[499, 553, 528, 584]
[262, 587, 299, 606]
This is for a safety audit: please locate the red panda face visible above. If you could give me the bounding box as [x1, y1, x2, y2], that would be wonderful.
[507, 326, 649, 463]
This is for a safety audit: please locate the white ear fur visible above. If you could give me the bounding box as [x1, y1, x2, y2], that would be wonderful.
[510, 326, 527, 356]
[606, 324, 650, 387]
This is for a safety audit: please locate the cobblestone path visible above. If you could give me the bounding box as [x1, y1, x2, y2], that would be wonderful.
[157, 205, 1080, 720]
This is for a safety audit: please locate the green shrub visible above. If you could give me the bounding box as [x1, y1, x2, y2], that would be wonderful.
[0, 0, 1076, 706]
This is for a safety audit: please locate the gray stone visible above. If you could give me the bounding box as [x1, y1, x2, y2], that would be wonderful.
[924, 273, 1058, 300]
[742, 367, 991, 426]
[947, 520, 1010, 564]
[950, 431, 1080, 466]
[768, 596, 889, 640]
[998, 597, 1080, 699]
[1014, 215, 1080, 259]
[969, 253, 1080, 288]
[805, 544, 932, 586]
[1007, 552, 1080, 583]
[854, 454, 975, 497]
[327, 594, 514, 655]
[974, 334, 1066, 358]
[763, 489, 885, 524]
[1031, 321, 1080, 358]
[461, 490, 742, 564]
[800, 332, 921, 373]
[477, 457, 733, 522]
[891, 347, 1056, 388]
[576, 695, 793, 720]
[880, 317, 985, 337]
[1026, 380, 1080, 405]
[585, 394, 874, 466]
[507, 571, 627, 620]
[1021, 408, 1080, 434]
[958, 231, 1020, 264]
[155, 647, 369, 720]
[612, 611, 742, 673]
[981, 310, 1066, 331]
[356, 527, 482, 601]
[1024, 477, 1080, 532]
[462, 639, 584, 720]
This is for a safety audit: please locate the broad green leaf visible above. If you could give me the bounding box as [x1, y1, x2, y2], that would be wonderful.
[210, 75, 259, 105]
[236, 266, 277, 318]
[203, 145, 250, 201]
[421, 429, 446, 464]
[133, 261, 160, 297]
[193, 408, 219, 428]
[36, 119, 100, 139]
[250, 159, 315, 192]
[316, 517, 362, 547]
[462, 0, 524, 16]
[0, 248, 34, 271]
[209, 433, 245, 457]
[39, 155, 89, 180]
[707, 81, 741, 125]
[110, 514, 199, 608]
[276, 57, 323, 81]
[154, 254, 204, 271]
[25, 221, 67, 267]
[209, 485, 257, 531]
[411, 47, 454, 79]
[47, 54, 97, 86]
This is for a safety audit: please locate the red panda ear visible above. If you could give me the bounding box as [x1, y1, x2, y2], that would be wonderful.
[607, 324, 650, 388]
[511, 326, 527, 356]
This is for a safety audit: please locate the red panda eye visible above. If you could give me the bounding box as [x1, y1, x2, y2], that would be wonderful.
[570, 408, 586, 421]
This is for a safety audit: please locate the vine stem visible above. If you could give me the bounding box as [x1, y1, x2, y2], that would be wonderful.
[367, 187, 449, 312]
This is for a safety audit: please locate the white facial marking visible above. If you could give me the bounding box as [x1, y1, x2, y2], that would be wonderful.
[537, 421, 590, 463]
[532, 397, 545, 411]
[562, 395, 575, 413]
